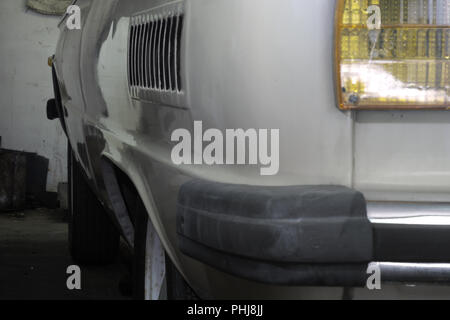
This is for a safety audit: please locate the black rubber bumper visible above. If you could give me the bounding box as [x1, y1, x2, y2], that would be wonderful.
[177, 180, 373, 287]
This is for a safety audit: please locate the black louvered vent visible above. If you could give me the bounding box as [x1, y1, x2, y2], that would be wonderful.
[129, 11, 184, 93]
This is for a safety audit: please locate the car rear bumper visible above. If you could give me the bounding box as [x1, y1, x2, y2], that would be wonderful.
[176, 179, 450, 287]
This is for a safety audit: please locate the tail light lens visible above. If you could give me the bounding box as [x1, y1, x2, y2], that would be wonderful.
[335, 0, 450, 110]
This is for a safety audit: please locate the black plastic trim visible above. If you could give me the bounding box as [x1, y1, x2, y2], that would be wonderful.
[177, 180, 373, 286]
[180, 236, 368, 287]
[373, 223, 450, 262]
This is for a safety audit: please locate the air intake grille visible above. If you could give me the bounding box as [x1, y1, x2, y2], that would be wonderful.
[129, 4, 184, 97]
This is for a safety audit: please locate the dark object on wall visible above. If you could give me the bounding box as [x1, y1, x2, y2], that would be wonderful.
[0, 150, 27, 211]
[0, 149, 52, 212]
[25, 153, 50, 206]
[24, 152, 58, 209]
[58, 182, 68, 210]
[38, 191, 59, 209]
[26, 0, 72, 16]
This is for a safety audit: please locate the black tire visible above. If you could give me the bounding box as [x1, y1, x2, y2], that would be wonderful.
[68, 145, 119, 264]
[165, 253, 198, 300]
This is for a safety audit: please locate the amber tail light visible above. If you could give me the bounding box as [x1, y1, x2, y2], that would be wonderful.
[335, 0, 449, 110]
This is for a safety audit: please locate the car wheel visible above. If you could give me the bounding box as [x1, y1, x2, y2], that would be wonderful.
[68, 144, 120, 264]
[131, 194, 198, 300]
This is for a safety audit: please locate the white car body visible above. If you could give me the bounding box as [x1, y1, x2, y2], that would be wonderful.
[52, 0, 450, 299]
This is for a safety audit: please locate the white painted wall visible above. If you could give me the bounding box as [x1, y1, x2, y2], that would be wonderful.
[0, 0, 66, 192]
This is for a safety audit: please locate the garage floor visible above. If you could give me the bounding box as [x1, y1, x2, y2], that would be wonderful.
[0, 208, 130, 300]
[3, 208, 450, 300]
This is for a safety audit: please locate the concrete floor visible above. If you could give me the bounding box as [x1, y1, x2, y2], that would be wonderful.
[0, 208, 130, 300]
